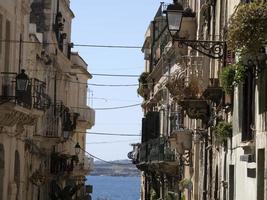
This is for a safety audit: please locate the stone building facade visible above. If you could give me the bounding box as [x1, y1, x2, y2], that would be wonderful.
[0, 0, 95, 199]
[129, 0, 267, 200]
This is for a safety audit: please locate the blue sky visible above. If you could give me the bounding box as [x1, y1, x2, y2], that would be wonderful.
[70, 1, 162, 161]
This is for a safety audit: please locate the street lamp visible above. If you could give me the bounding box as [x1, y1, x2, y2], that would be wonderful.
[75, 142, 81, 155]
[16, 69, 29, 91]
[165, 2, 183, 37]
[164, 1, 226, 59]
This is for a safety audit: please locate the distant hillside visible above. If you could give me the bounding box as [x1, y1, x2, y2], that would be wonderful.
[90, 159, 140, 177]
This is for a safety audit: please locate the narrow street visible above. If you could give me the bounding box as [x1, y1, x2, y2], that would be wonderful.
[0, 0, 266, 200]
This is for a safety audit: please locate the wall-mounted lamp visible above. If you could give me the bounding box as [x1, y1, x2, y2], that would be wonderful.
[164, 1, 226, 59]
[75, 142, 81, 155]
[16, 69, 29, 92]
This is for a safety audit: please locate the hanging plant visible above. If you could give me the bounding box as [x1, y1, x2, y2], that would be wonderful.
[150, 188, 157, 200]
[184, 77, 202, 98]
[227, 1, 267, 54]
[214, 121, 232, 144]
[165, 192, 176, 200]
[166, 75, 201, 101]
[137, 72, 150, 98]
[166, 75, 186, 101]
[179, 178, 193, 191]
[29, 170, 46, 186]
[220, 62, 247, 93]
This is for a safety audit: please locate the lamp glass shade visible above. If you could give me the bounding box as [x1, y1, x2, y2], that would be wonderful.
[16, 70, 29, 91]
[63, 131, 69, 139]
[75, 143, 81, 155]
[166, 10, 183, 37]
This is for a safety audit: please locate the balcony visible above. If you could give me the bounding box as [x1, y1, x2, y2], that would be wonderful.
[134, 137, 177, 170]
[0, 72, 50, 127]
[50, 152, 76, 175]
[71, 106, 95, 129]
[37, 102, 78, 142]
[73, 156, 94, 176]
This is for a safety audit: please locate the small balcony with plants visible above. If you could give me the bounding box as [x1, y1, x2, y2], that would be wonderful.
[137, 72, 150, 100]
[0, 70, 51, 127]
[169, 110, 193, 155]
[166, 56, 210, 123]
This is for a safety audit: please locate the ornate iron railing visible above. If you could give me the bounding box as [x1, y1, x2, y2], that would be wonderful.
[0, 72, 50, 110]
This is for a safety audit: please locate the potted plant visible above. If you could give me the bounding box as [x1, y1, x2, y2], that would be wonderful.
[179, 178, 193, 191]
[227, 1, 267, 55]
[166, 75, 202, 101]
[150, 188, 157, 200]
[166, 75, 186, 101]
[220, 62, 247, 94]
[137, 72, 150, 99]
[214, 121, 232, 144]
[165, 192, 176, 200]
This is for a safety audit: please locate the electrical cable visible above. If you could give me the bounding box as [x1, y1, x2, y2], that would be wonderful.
[69, 138, 134, 166]
[88, 83, 138, 87]
[86, 139, 139, 144]
[91, 73, 139, 77]
[76, 131, 141, 137]
[0, 39, 142, 49]
[93, 103, 141, 110]
[83, 150, 131, 166]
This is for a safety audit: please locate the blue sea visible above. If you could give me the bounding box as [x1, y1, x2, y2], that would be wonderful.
[86, 176, 140, 200]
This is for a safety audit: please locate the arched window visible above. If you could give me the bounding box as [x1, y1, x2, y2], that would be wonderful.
[0, 144, 4, 200]
[14, 150, 20, 200]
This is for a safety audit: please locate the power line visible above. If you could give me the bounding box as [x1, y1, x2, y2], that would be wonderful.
[74, 43, 141, 49]
[87, 132, 140, 137]
[86, 139, 139, 144]
[26, 69, 141, 78]
[91, 73, 139, 77]
[93, 103, 141, 110]
[84, 151, 131, 166]
[0, 39, 142, 49]
[50, 78, 138, 87]
[89, 83, 138, 87]
[76, 131, 140, 137]
[69, 138, 132, 166]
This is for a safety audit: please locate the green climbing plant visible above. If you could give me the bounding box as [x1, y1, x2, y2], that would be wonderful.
[220, 62, 247, 94]
[214, 121, 232, 144]
[227, 1, 267, 54]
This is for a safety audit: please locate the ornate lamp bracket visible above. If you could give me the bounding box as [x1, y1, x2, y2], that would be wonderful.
[174, 38, 227, 59]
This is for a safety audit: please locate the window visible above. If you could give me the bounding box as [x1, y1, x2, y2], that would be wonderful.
[4, 20, 10, 72]
[241, 68, 254, 141]
[259, 68, 267, 114]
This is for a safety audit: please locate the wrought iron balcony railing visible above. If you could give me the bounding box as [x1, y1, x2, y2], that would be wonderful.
[136, 137, 176, 166]
[43, 102, 78, 139]
[0, 72, 50, 110]
[50, 152, 76, 175]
